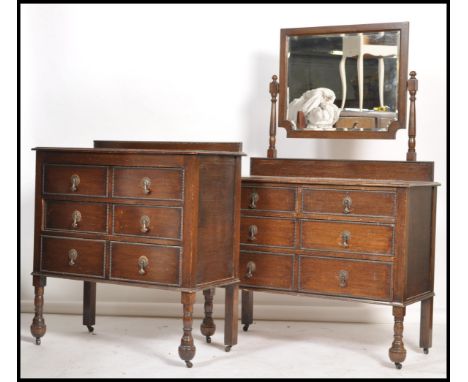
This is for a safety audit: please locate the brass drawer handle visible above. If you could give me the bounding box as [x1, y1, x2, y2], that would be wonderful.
[138, 255, 149, 275]
[343, 196, 352, 214]
[141, 177, 152, 195]
[341, 230, 351, 248]
[70, 174, 80, 192]
[339, 270, 349, 288]
[249, 192, 259, 209]
[246, 261, 256, 279]
[140, 215, 150, 233]
[71, 210, 82, 228]
[68, 248, 78, 266]
[248, 225, 258, 241]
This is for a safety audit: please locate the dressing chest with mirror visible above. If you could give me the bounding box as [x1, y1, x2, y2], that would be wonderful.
[30, 142, 244, 367]
[239, 22, 440, 369]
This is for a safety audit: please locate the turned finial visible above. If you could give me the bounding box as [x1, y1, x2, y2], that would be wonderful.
[268, 75, 279, 158]
[406, 71, 418, 161]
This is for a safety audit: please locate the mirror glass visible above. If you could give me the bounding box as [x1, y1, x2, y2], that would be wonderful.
[287, 30, 400, 132]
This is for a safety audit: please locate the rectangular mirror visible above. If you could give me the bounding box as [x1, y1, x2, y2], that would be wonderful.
[278, 23, 409, 139]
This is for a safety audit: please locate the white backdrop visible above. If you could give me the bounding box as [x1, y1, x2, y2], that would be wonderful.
[20, 4, 446, 324]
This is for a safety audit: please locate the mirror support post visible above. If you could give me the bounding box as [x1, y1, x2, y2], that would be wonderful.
[267, 75, 279, 158]
[406, 71, 418, 161]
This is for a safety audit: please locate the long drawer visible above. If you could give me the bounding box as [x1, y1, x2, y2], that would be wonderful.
[40, 236, 106, 278]
[240, 216, 296, 248]
[109, 242, 181, 285]
[113, 205, 182, 240]
[298, 256, 392, 300]
[43, 164, 107, 197]
[300, 220, 394, 255]
[44, 200, 108, 233]
[112, 167, 184, 200]
[240, 251, 294, 290]
[302, 188, 395, 217]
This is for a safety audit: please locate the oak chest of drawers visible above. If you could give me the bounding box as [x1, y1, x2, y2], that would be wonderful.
[30, 142, 244, 367]
[240, 158, 440, 368]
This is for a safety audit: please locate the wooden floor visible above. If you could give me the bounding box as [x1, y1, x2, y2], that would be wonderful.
[20, 313, 446, 378]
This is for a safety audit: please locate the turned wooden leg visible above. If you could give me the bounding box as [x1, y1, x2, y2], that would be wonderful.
[224, 284, 238, 352]
[200, 288, 216, 343]
[420, 297, 433, 354]
[389, 306, 407, 369]
[241, 290, 253, 332]
[83, 281, 96, 333]
[30, 276, 47, 345]
[178, 292, 196, 368]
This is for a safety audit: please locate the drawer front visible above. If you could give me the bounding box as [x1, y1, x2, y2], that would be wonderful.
[112, 167, 183, 200]
[298, 256, 392, 300]
[110, 242, 181, 285]
[334, 116, 375, 129]
[240, 216, 295, 248]
[40, 236, 105, 278]
[240, 251, 294, 290]
[302, 188, 395, 217]
[43, 164, 107, 197]
[113, 205, 182, 240]
[301, 220, 393, 255]
[241, 186, 296, 212]
[45, 201, 108, 233]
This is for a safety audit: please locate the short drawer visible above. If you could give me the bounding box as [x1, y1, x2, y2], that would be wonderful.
[300, 220, 393, 255]
[302, 188, 395, 217]
[335, 116, 375, 129]
[298, 256, 392, 300]
[241, 185, 296, 212]
[44, 201, 108, 233]
[112, 167, 183, 200]
[240, 251, 294, 290]
[241, 216, 295, 248]
[109, 242, 181, 285]
[113, 205, 182, 240]
[40, 236, 105, 278]
[43, 164, 107, 197]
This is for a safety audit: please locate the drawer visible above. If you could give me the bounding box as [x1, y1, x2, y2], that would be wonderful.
[335, 117, 375, 129]
[113, 205, 182, 240]
[40, 236, 105, 278]
[241, 185, 296, 212]
[112, 167, 183, 200]
[44, 201, 108, 233]
[300, 220, 393, 255]
[298, 256, 392, 300]
[302, 188, 395, 217]
[109, 242, 181, 285]
[43, 164, 107, 197]
[240, 216, 295, 248]
[240, 251, 294, 290]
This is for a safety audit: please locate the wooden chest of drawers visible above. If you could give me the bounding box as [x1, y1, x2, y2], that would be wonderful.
[240, 158, 439, 368]
[30, 142, 244, 367]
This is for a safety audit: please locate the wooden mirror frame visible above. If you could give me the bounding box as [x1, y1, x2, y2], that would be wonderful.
[278, 22, 409, 139]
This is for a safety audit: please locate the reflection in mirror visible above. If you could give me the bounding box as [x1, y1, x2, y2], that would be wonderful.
[287, 31, 400, 132]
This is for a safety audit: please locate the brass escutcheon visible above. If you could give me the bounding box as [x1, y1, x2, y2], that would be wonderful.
[248, 225, 258, 241]
[141, 177, 152, 195]
[138, 256, 149, 275]
[249, 192, 259, 209]
[71, 210, 82, 228]
[246, 261, 256, 279]
[140, 215, 150, 233]
[343, 196, 352, 214]
[68, 248, 78, 266]
[70, 174, 80, 192]
[341, 230, 351, 248]
[339, 270, 349, 288]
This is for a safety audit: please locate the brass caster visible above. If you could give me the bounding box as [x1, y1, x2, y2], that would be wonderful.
[206, 336, 211, 343]
[185, 361, 193, 368]
[423, 348, 429, 354]
[243, 324, 249, 332]
[225, 345, 232, 352]
[86, 325, 94, 333]
[395, 363, 402, 370]
[35, 338, 41, 345]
